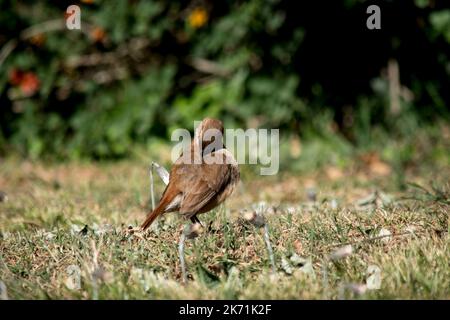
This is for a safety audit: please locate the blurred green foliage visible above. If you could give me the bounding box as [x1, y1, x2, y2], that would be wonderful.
[0, 0, 449, 159]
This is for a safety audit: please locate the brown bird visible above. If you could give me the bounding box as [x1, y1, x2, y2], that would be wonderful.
[140, 118, 240, 231]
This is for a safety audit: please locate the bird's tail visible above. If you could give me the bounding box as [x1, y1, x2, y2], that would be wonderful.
[141, 199, 168, 231]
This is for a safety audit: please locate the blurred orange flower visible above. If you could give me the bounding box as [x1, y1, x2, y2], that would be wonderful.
[9, 69, 40, 96]
[20, 73, 40, 96]
[30, 33, 46, 47]
[81, 0, 94, 4]
[188, 8, 208, 29]
[91, 27, 106, 43]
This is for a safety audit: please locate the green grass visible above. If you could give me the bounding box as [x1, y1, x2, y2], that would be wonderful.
[0, 155, 449, 299]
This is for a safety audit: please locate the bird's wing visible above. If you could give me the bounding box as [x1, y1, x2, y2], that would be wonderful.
[176, 153, 231, 216]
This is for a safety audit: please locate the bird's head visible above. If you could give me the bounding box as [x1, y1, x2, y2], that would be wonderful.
[194, 118, 224, 154]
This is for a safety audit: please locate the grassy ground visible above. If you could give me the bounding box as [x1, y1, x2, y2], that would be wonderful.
[0, 152, 449, 299]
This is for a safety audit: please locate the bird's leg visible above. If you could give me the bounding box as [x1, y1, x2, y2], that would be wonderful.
[178, 218, 204, 284]
[190, 215, 204, 228]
